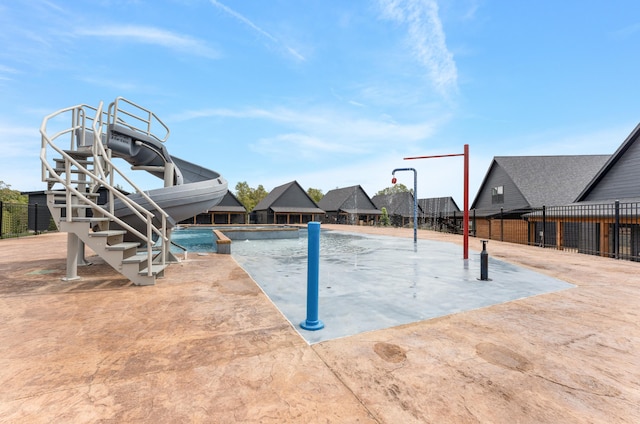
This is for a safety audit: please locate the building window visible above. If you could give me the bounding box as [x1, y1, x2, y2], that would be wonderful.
[491, 185, 504, 204]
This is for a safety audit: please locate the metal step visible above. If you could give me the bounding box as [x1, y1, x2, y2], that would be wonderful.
[106, 242, 140, 251]
[45, 177, 94, 185]
[62, 149, 94, 158]
[139, 263, 167, 276]
[51, 204, 93, 209]
[52, 167, 93, 174]
[89, 230, 127, 237]
[55, 157, 92, 166]
[67, 217, 110, 223]
[46, 190, 100, 198]
[122, 253, 152, 264]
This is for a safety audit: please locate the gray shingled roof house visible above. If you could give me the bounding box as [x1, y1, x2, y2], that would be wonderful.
[178, 191, 247, 224]
[418, 197, 460, 218]
[209, 191, 247, 224]
[471, 155, 610, 218]
[252, 180, 324, 224]
[470, 154, 610, 245]
[519, 124, 640, 259]
[317, 185, 380, 225]
[576, 123, 640, 203]
[372, 192, 423, 227]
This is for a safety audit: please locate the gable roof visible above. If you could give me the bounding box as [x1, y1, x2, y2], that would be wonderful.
[372, 192, 422, 217]
[471, 155, 610, 211]
[418, 197, 460, 217]
[576, 123, 640, 202]
[252, 180, 324, 213]
[209, 190, 247, 212]
[318, 185, 381, 215]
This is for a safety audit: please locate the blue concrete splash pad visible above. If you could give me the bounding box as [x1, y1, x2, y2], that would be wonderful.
[231, 229, 574, 344]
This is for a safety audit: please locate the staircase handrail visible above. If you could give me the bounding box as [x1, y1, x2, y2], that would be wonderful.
[40, 103, 169, 276]
[91, 101, 169, 269]
[40, 113, 156, 241]
[107, 96, 170, 143]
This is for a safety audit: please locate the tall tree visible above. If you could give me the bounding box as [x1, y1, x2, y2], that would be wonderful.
[375, 183, 411, 196]
[306, 187, 323, 203]
[0, 181, 27, 203]
[380, 207, 391, 226]
[234, 181, 268, 211]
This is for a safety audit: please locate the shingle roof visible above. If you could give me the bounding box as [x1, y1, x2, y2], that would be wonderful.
[271, 207, 325, 213]
[208, 191, 247, 212]
[576, 122, 640, 202]
[318, 185, 380, 215]
[253, 181, 295, 211]
[476, 155, 610, 209]
[372, 192, 421, 217]
[252, 180, 324, 213]
[418, 197, 460, 217]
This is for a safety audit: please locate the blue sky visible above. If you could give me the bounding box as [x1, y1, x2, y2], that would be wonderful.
[1, 1, 640, 206]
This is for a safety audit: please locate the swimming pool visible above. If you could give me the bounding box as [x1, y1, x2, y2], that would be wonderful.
[170, 227, 220, 253]
[173, 226, 574, 344]
[171, 225, 300, 253]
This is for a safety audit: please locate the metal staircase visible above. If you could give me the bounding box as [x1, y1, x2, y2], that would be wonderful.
[40, 99, 171, 286]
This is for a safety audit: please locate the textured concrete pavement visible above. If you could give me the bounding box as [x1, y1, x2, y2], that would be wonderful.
[0, 226, 638, 423]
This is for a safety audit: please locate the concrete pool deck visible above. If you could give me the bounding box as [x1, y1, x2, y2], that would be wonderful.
[0, 225, 638, 423]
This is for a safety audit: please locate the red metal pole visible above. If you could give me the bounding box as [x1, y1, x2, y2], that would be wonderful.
[404, 153, 464, 160]
[403, 146, 470, 260]
[463, 144, 469, 260]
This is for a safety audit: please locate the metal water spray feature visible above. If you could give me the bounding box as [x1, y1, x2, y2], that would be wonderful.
[391, 167, 417, 243]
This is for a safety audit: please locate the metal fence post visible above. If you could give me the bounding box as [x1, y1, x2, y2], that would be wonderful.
[472, 209, 476, 237]
[614, 200, 620, 259]
[500, 207, 504, 242]
[34, 203, 39, 235]
[542, 205, 546, 248]
[0, 201, 3, 238]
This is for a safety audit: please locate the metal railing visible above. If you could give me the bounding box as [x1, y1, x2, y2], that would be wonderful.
[0, 202, 55, 239]
[40, 99, 171, 275]
[107, 97, 170, 143]
[470, 201, 640, 261]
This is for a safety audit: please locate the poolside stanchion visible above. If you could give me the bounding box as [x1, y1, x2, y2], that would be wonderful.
[300, 221, 325, 331]
[479, 240, 491, 281]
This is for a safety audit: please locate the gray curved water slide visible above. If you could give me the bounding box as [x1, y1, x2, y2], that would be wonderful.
[104, 123, 228, 237]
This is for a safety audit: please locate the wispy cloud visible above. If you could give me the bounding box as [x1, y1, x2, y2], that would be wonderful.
[0, 123, 39, 157]
[76, 25, 219, 59]
[461, 0, 480, 21]
[0, 65, 18, 81]
[171, 105, 438, 160]
[378, 0, 458, 97]
[208, 0, 305, 61]
[611, 22, 640, 40]
[0, 64, 19, 74]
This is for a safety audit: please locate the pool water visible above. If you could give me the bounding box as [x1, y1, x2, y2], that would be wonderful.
[212, 228, 574, 344]
[171, 227, 217, 253]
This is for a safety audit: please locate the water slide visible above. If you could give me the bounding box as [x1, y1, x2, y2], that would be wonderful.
[103, 119, 228, 240]
[41, 97, 227, 284]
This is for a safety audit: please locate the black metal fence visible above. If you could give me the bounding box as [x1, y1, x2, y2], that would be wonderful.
[4, 199, 640, 261]
[0, 201, 55, 239]
[470, 201, 640, 262]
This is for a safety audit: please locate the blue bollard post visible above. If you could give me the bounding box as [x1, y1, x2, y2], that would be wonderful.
[300, 221, 324, 331]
